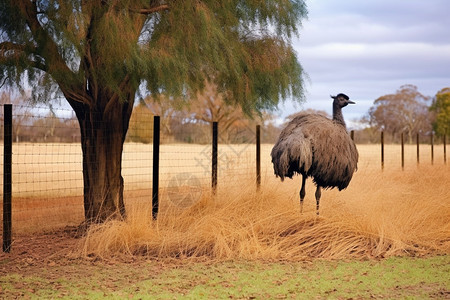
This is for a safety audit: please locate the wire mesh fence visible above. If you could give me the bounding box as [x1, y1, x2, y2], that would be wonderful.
[0, 104, 449, 242]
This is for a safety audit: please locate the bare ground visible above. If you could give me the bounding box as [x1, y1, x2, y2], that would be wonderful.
[0, 228, 174, 299]
[0, 228, 449, 299]
[0, 226, 166, 275]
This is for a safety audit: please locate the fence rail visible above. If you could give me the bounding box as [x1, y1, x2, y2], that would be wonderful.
[1, 104, 448, 252]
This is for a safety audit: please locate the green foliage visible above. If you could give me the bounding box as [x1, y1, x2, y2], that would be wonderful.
[430, 88, 450, 137]
[1, 0, 308, 221]
[1, 0, 307, 114]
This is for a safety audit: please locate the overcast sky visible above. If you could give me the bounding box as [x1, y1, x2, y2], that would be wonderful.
[279, 0, 450, 128]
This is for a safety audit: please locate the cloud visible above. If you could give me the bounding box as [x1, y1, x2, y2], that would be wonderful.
[282, 0, 450, 121]
[300, 42, 450, 79]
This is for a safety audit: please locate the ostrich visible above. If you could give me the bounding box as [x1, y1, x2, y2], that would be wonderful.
[271, 93, 358, 214]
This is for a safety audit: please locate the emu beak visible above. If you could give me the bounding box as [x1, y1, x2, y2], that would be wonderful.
[347, 100, 355, 104]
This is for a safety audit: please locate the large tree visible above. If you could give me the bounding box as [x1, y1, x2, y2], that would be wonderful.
[366, 85, 432, 143]
[430, 88, 450, 137]
[0, 1, 307, 223]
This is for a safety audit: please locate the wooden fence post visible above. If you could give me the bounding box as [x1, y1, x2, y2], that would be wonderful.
[212, 122, 218, 194]
[3, 104, 12, 253]
[152, 116, 160, 220]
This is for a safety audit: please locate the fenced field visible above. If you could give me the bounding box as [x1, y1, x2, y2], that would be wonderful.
[1, 142, 449, 237]
[0, 104, 449, 261]
[0, 108, 449, 298]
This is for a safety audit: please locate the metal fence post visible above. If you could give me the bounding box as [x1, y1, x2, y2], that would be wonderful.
[416, 133, 420, 165]
[212, 122, 218, 194]
[381, 131, 384, 170]
[256, 125, 261, 190]
[401, 132, 404, 170]
[431, 132, 434, 165]
[152, 116, 160, 220]
[444, 135, 447, 164]
[3, 104, 12, 253]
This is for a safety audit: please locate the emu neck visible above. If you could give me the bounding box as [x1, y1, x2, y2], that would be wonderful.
[332, 104, 347, 128]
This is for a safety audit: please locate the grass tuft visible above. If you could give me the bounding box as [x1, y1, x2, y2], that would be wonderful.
[79, 165, 450, 261]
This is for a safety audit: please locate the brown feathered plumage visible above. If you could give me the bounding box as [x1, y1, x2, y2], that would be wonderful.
[271, 93, 358, 213]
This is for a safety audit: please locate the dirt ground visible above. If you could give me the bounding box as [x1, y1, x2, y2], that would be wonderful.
[1, 228, 449, 299]
[1, 228, 77, 268]
[0, 227, 162, 274]
[0, 228, 174, 298]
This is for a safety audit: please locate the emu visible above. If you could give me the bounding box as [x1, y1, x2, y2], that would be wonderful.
[271, 93, 358, 214]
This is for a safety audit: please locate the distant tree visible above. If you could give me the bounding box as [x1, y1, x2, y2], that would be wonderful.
[186, 82, 247, 142]
[258, 112, 282, 143]
[185, 82, 284, 143]
[0, 91, 32, 142]
[366, 85, 432, 143]
[59, 118, 80, 143]
[0, 1, 307, 222]
[127, 101, 153, 144]
[141, 95, 184, 141]
[31, 111, 61, 141]
[430, 88, 450, 137]
[170, 119, 210, 144]
[357, 115, 382, 143]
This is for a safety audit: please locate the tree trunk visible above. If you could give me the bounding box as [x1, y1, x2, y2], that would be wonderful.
[71, 95, 134, 223]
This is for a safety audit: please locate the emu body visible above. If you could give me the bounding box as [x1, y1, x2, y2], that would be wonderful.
[271, 94, 358, 214]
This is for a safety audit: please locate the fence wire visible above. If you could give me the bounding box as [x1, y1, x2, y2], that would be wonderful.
[0, 104, 448, 235]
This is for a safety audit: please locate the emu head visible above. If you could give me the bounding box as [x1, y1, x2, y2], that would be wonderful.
[331, 93, 355, 108]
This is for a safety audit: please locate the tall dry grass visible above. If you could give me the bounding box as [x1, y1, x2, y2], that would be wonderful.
[79, 164, 450, 261]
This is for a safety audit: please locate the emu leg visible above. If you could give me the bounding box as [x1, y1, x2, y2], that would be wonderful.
[299, 175, 306, 213]
[315, 186, 322, 215]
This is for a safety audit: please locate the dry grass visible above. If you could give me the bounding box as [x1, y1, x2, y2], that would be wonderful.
[8, 142, 447, 197]
[4, 142, 449, 259]
[79, 164, 450, 261]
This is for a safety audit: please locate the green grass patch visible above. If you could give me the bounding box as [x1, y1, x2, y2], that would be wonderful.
[1, 256, 449, 299]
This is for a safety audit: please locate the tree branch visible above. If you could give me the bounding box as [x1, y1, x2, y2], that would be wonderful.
[130, 4, 169, 15]
[0, 41, 41, 65]
[0, 76, 9, 89]
[17, 1, 76, 82]
[0, 42, 26, 52]
[63, 89, 91, 107]
[104, 74, 131, 115]
[0, 47, 47, 73]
